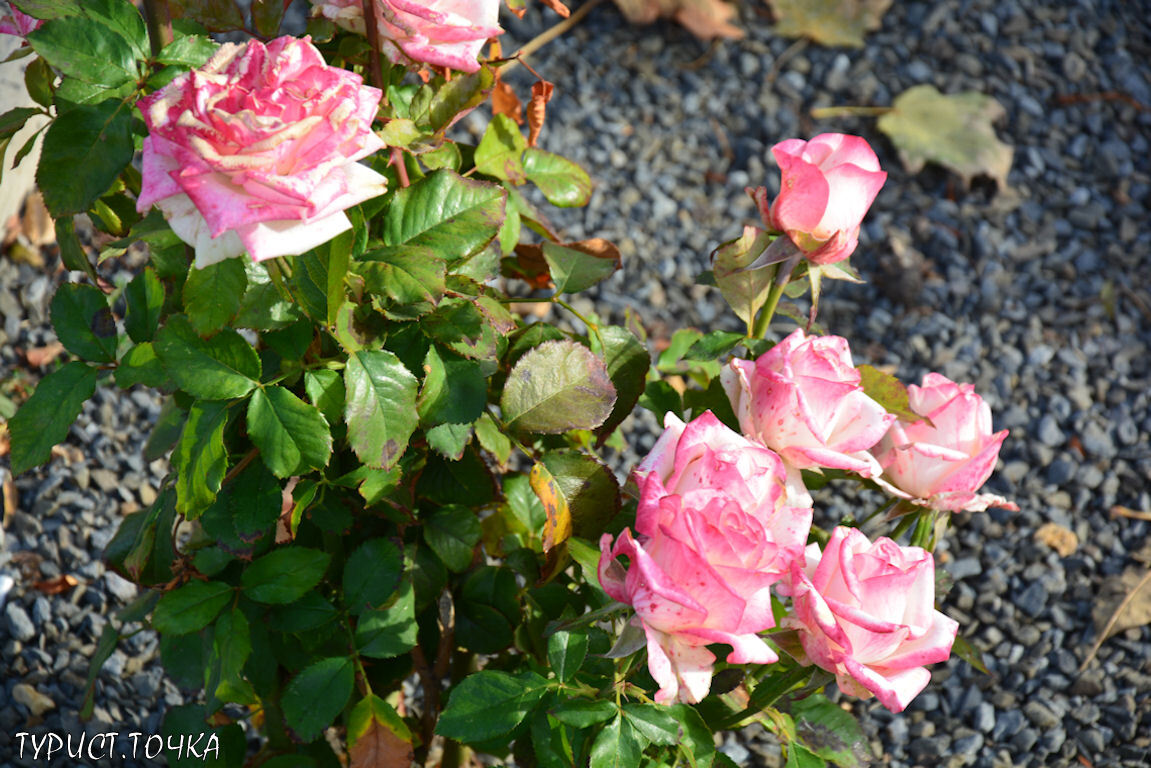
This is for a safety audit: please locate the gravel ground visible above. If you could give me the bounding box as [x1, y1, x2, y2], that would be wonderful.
[3, 0, 1151, 766]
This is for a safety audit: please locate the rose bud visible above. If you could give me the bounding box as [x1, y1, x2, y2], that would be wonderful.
[752, 133, 887, 266]
[136, 36, 387, 268]
[722, 329, 895, 477]
[784, 527, 958, 713]
[598, 411, 812, 703]
[872, 372, 1018, 512]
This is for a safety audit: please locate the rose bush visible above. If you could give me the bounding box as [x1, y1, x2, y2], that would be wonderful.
[722, 328, 895, 476]
[136, 35, 387, 267]
[598, 411, 812, 703]
[784, 526, 959, 713]
[750, 132, 887, 265]
[872, 372, 1017, 512]
[310, 0, 503, 73]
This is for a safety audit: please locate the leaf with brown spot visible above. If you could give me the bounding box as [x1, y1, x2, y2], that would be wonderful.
[33, 574, 79, 595]
[531, 461, 571, 553]
[768, 0, 891, 47]
[348, 694, 413, 768]
[527, 80, 554, 148]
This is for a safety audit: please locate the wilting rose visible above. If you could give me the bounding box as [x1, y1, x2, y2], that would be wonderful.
[598, 411, 813, 703]
[872, 373, 1017, 512]
[136, 36, 387, 268]
[752, 133, 886, 265]
[784, 527, 957, 713]
[722, 329, 895, 476]
[311, 0, 502, 73]
[0, 6, 41, 37]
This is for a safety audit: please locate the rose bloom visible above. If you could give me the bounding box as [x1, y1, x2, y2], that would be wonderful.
[310, 0, 502, 73]
[722, 329, 895, 477]
[598, 411, 813, 703]
[784, 527, 957, 713]
[872, 372, 1017, 513]
[136, 36, 387, 268]
[752, 133, 886, 265]
[0, 5, 41, 36]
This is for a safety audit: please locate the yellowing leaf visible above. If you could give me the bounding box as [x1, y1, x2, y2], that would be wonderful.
[348, 695, 413, 768]
[768, 0, 892, 47]
[878, 85, 1013, 188]
[530, 461, 571, 553]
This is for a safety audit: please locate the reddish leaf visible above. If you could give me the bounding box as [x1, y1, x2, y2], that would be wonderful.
[33, 574, 79, 595]
[527, 80, 554, 147]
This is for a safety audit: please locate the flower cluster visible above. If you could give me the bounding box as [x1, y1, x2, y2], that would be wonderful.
[601, 137, 1014, 711]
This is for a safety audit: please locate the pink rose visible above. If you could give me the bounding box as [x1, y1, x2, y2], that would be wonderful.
[598, 411, 812, 703]
[872, 373, 1017, 513]
[722, 329, 895, 476]
[784, 527, 957, 713]
[753, 133, 886, 266]
[0, 6, 41, 37]
[136, 36, 387, 268]
[312, 0, 503, 73]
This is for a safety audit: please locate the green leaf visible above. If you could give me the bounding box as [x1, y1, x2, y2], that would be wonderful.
[155, 316, 261, 400]
[551, 699, 617, 729]
[0, 106, 41, 140]
[877, 84, 1012, 188]
[251, 0, 285, 36]
[344, 349, 419, 469]
[326, 229, 352, 327]
[541, 451, 620, 540]
[114, 342, 169, 389]
[80, 623, 119, 720]
[246, 386, 332, 477]
[591, 325, 649, 440]
[418, 345, 486, 427]
[421, 297, 507, 362]
[124, 267, 164, 343]
[81, 0, 149, 59]
[290, 250, 330, 322]
[475, 113, 527, 183]
[474, 413, 512, 467]
[172, 400, 229, 518]
[236, 260, 298, 330]
[211, 607, 251, 697]
[36, 102, 133, 218]
[711, 226, 775, 327]
[24, 56, 53, 107]
[161, 704, 246, 768]
[242, 547, 331, 605]
[501, 340, 616, 434]
[590, 715, 642, 768]
[354, 579, 417, 658]
[152, 580, 233, 635]
[182, 258, 247, 335]
[428, 66, 495, 132]
[355, 245, 446, 319]
[952, 633, 990, 675]
[786, 745, 828, 768]
[168, 0, 245, 31]
[282, 657, 355, 743]
[684, 330, 746, 361]
[49, 282, 117, 362]
[383, 170, 506, 264]
[622, 704, 679, 746]
[542, 240, 621, 294]
[145, 397, 187, 462]
[229, 460, 281, 542]
[27, 16, 137, 91]
[790, 694, 870, 767]
[856, 364, 922, 423]
[8, 362, 97, 475]
[55, 217, 98, 281]
[10, 1, 81, 21]
[523, 148, 592, 208]
[342, 538, 403, 614]
[668, 703, 716, 768]
[268, 592, 337, 633]
[154, 34, 217, 67]
[456, 566, 519, 653]
[304, 369, 345, 427]
[548, 630, 588, 683]
[424, 506, 481, 573]
[435, 670, 548, 743]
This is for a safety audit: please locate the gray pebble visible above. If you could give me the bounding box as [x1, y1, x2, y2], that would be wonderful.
[4, 603, 35, 642]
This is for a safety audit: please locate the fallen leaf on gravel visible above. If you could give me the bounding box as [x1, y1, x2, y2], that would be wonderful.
[1034, 522, 1078, 556]
[50, 444, 84, 464]
[768, 0, 892, 47]
[2, 474, 15, 524]
[878, 85, 1013, 188]
[614, 0, 743, 39]
[33, 574, 79, 595]
[23, 342, 65, 368]
[1092, 568, 1151, 640]
[9, 550, 43, 581]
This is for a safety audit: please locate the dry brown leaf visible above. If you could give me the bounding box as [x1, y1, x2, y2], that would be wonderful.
[9, 550, 43, 581]
[614, 0, 743, 39]
[2, 474, 15, 525]
[24, 342, 65, 368]
[492, 80, 524, 126]
[348, 716, 414, 768]
[768, 0, 891, 47]
[1092, 568, 1151, 640]
[21, 191, 54, 246]
[538, 0, 572, 17]
[33, 574, 79, 595]
[527, 80, 555, 147]
[1034, 522, 1078, 557]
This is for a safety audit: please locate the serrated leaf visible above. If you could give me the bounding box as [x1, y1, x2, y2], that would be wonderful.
[501, 340, 616, 434]
[551, 699, 617, 729]
[548, 630, 588, 683]
[424, 506, 481, 573]
[114, 343, 169, 389]
[343, 538, 403, 614]
[182, 258, 246, 335]
[124, 267, 164, 343]
[475, 113, 527, 183]
[348, 694, 414, 768]
[228, 460, 281, 542]
[712, 226, 774, 326]
[383, 170, 506, 264]
[304, 369, 345, 426]
[153, 34, 217, 67]
[282, 657, 355, 743]
[542, 450, 620, 542]
[590, 715, 642, 768]
[856, 364, 922, 423]
[538, 239, 621, 294]
[354, 580, 417, 659]
[435, 670, 548, 743]
[418, 345, 486, 427]
[523, 148, 592, 207]
[8, 362, 97, 474]
[152, 580, 233, 635]
[622, 704, 679, 746]
[27, 15, 138, 90]
[791, 693, 869, 767]
[246, 386, 332, 477]
[49, 282, 118, 362]
[154, 316, 261, 400]
[242, 547, 331, 604]
[355, 245, 445, 319]
[474, 413, 512, 467]
[344, 349, 418, 469]
[36, 99, 134, 217]
[172, 400, 229, 517]
[770, 0, 891, 47]
[428, 66, 494, 132]
[591, 325, 649, 440]
[878, 84, 1012, 188]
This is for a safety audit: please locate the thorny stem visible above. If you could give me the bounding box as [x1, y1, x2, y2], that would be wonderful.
[141, 0, 173, 58]
[361, 0, 384, 90]
[391, 146, 410, 187]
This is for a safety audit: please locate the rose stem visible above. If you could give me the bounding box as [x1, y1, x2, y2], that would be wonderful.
[141, 0, 173, 57]
[361, 0, 384, 90]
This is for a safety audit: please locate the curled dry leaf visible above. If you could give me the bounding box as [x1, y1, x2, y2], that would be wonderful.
[527, 80, 555, 147]
[33, 574, 80, 595]
[768, 0, 892, 47]
[493, 80, 524, 125]
[538, 0, 572, 17]
[878, 85, 1013, 189]
[614, 0, 743, 39]
[1034, 522, 1078, 557]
